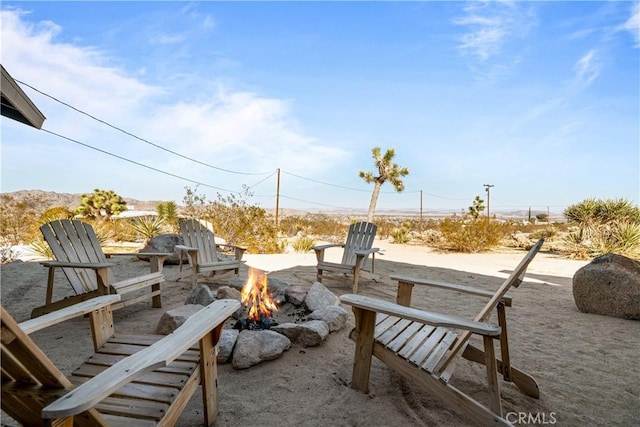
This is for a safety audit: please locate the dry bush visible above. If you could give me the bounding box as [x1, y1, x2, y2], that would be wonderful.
[438, 217, 509, 252]
[290, 235, 316, 253]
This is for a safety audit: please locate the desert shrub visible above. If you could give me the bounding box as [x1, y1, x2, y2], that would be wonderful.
[184, 186, 284, 254]
[535, 213, 549, 222]
[291, 235, 316, 253]
[439, 216, 508, 252]
[27, 238, 53, 259]
[563, 198, 640, 259]
[156, 201, 179, 233]
[279, 214, 350, 242]
[390, 224, 410, 244]
[0, 194, 46, 245]
[374, 218, 396, 239]
[130, 215, 166, 242]
[530, 226, 558, 241]
[413, 228, 443, 245]
[0, 236, 19, 263]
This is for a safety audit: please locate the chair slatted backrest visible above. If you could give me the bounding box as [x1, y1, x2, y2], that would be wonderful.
[180, 219, 219, 264]
[0, 306, 105, 426]
[341, 221, 378, 266]
[40, 220, 109, 294]
[437, 239, 544, 374]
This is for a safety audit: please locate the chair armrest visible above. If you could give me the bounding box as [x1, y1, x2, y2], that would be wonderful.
[355, 247, 380, 256]
[42, 298, 241, 420]
[175, 244, 198, 252]
[40, 261, 114, 269]
[18, 295, 121, 335]
[390, 274, 512, 306]
[217, 243, 246, 251]
[313, 243, 344, 252]
[106, 252, 172, 257]
[217, 243, 247, 260]
[340, 294, 501, 337]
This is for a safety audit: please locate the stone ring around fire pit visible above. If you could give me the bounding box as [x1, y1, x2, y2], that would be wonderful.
[155, 268, 349, 370]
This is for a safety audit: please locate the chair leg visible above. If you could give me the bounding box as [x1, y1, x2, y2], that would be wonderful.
[483, 336, 502, 416]
[200, 330, 219, 425]
[350, 307, 376, 393]
[462, 344, 540, 398]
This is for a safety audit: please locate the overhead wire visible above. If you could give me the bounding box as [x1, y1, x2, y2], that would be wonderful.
[11, 79, 501, 209]
[40, 128, 238, 193]
[15, 78, 272, 176]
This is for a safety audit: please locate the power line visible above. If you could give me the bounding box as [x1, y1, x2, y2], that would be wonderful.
[41, 128, 240, 193]
[15, 78, 272, 176]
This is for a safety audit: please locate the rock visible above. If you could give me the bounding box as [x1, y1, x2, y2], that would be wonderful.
[185, 284, 215, 306]
[573, 253, 640, 320]
[271, 320, 329, 346]
[285, 285, 307, 306]
[270, 323, 302, 341]
[216, 286, 242, 301]
[138, 234, 187, 265]
[217, 329, 239, 363]
[231, 330, 291, 369]
[305, 282, 339, 311]
[155, 304, 203, 334]
[266, 277, 289, 305]
[297, 320, 330, 347]
[308, 305, 348, 332]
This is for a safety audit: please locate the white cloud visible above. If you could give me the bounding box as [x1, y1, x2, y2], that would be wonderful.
[0, 8, 345, 199]
[454, 1, 535, 61]
[574, 49, 601, 87]
[617, 2, 640, 47]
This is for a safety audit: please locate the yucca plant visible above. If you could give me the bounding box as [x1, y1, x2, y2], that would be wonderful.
[391, 226, 410, 244]
[130, 216, 165, 242]
[290, 235, 316, 253]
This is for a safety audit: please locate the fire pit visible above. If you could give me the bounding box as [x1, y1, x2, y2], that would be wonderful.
[168, 269, 351, 369]
[234, 268, 279, 330]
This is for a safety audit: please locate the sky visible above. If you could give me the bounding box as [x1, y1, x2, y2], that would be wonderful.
[1, 1, 639, 215]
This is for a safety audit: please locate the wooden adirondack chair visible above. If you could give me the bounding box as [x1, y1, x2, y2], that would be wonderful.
[1, 295, 240, 426]
[313, 221, 380, 293]
[32, 219, 171, 318]
[176, 219, 246, 288]
[340, 239, 544, 426]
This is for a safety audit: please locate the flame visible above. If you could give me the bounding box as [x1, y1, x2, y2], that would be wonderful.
[241, 268, 279, 321]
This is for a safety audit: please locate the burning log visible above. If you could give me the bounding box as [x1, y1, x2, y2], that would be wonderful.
[235, 268, 279, 331]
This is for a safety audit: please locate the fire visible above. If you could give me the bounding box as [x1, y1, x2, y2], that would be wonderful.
[241, 268, 279, 321]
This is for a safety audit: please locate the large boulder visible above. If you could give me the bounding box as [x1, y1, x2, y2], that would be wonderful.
[138, 234, 187, 265]
[573, 253, 640, 320]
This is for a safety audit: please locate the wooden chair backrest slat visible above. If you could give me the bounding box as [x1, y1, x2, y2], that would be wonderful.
[180, 219, 219, 264]
[1, 305, 110, 426]
[341, 221, 377, 266]
[1, 306, 72, 389]
[41, 220, 112, 294]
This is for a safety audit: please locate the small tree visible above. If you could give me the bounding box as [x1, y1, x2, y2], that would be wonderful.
[359, 147, 409, 223]
[74, 189, 128, 220]
[468, 196, 485, 219]
[157, 201, 179, 232]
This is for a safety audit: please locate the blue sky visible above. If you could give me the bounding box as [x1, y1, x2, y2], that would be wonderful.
[1, 1, 638, 215]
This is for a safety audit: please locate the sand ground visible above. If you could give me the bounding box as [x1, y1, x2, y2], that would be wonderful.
[1, 239, 638, 426]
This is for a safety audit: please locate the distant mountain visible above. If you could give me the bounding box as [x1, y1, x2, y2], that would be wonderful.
[1, 190, 164, 211]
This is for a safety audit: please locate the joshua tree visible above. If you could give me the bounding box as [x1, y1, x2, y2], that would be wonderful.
[468, 196, 485, 219]
[359, 147, 409, 223]
[74, 189, 127, 220]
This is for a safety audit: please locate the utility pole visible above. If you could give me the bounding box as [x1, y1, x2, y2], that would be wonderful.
[275, 168, 280, 228]
[483, 184, 494, 218]
[419, 190, 423, 229]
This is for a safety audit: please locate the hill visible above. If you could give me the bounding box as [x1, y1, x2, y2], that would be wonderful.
[1, 190, 164, 212]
